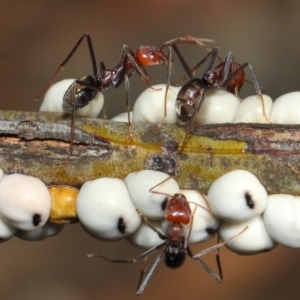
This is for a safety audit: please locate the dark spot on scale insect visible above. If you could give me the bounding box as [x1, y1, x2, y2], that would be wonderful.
[245, 192, 254, 209]
[161, 197, 168, 211]
[206, 228, 217, 235]
[32, 214, 42, 226]
[117, 217, 126, 234]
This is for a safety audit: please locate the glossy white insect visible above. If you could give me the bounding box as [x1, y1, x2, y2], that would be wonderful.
[207, 170, 268, 223]
[0, 173, 51, 230]
[269, 91, 300, 124]
[233, 94, 273, 123]
[126, 220, 165, 250]
[15, 222, 64, 241]
[193, 89, 240, 124]
[125, 170, 180, 219]
[263, 194, 300, 248]
[219, 215, 277, 255]
[111, 111, 133, 122]
[0, 217, 16, 241]
[39, 79, 104, 117]
[132, 84, 181, 123]
[76, 178, 141, 240]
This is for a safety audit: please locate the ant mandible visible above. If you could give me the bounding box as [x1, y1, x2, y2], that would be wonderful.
[87, 183, 226, 294]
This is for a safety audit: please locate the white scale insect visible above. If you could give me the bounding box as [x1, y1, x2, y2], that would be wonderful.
[87, 170, 225, 294]
[39, 79, 104, 118]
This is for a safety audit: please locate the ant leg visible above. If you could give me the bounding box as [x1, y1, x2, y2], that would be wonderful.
[124, 73, 133, 141]
[136, 209, 167, 240]
[187, 247, 222, 282]
[193, 226, 248, 258]
[148, 176, 173, 198]
[223, 63, 270, 123]
[36, 33, 99, 100]
[136, 253, 165, 295]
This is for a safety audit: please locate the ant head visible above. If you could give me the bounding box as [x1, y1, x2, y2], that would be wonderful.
[135, 46, 169, 66]
[164, 193, 191, 225]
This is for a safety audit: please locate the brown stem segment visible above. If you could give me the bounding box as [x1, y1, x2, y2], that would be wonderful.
[0, 110, 299, 195]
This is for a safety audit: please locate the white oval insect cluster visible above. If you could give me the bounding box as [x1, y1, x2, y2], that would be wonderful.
[0, 168, 299, 258]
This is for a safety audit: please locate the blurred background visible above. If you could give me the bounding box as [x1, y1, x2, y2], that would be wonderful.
[1, 1, 300, 299]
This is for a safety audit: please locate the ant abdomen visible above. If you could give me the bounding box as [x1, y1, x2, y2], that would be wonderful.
[175, 79, 203, 123]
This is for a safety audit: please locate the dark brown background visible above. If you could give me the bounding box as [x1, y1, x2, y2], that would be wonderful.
[1, 1, 300, 299]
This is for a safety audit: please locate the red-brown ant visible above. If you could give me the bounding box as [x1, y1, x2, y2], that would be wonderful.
[36, 33, 171, 154]
[169, 44, 266, 151]
[87, 182, 227, 294]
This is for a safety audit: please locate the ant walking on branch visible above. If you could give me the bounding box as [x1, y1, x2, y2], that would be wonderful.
[168, 44, 267, 151]
[87, 175, 245, 294]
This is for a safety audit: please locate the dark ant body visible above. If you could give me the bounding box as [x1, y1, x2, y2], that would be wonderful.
[169, 45, 265, 150]
[88, 191, 224, 294]
[36, 33, 171, 154]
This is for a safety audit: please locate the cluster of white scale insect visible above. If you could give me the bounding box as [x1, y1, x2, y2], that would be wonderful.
[40, 80, 300, 125]
[0, 167, 299, 251]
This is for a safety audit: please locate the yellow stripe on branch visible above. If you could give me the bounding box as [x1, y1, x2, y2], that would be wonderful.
[0, 110, 299, 195]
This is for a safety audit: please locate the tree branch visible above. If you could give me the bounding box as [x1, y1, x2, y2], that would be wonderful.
[0, 110, 299, 194]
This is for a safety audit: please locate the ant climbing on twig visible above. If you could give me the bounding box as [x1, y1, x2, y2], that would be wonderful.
[37, 33, 216, 154]
[87, 176, 246, 294]
[168, 44, 267, 152]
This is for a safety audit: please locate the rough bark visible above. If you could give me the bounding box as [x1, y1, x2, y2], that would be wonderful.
[0, 110, 300, 195]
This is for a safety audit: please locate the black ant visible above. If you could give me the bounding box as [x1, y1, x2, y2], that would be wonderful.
[87, 180, 237, 294]
[168, 44, 267, 151]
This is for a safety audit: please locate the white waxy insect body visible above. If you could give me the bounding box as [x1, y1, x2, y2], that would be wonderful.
[233, 94, 273, 123]
[15, 222, 64, 241]
[77, 178, 141, 240]
[125, 170, 180, 219]
[0, 217, 16, 241]
[263, 194, 300, 248]
[126, 220, 165, 250]
[111, 112, 133, 122]
[207, 170, 268, 223]
[0, 174, 51, 230]
[219, 215, 277, 255]
[133, 84, 181, 123]
[194, 89, 240, 124]
[40, 79, 104, 118]
[269, 91, 300, 124]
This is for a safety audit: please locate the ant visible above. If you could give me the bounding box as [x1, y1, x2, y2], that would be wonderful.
[37, 33, 215, 154]
[168, 44, 267, 151]
[87, 178, 243, 294]
[36, 33, 171, 154]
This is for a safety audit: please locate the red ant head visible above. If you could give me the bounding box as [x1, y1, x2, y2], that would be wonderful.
[164, 194, 191, 225]
[135, 46, 169, 66]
